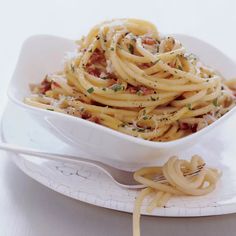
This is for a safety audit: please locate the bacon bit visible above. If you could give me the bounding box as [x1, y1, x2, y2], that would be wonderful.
[139, 86, 154, 95]
[89, 49, 106, 64]
[127, 86, 154, 95]
[86, 66, 101, 77]
[51, 81, 61, 89]
[179, 122, 198, 133]
[139, 63, 152, 69]
[179, 122, 190, 130]
[81, 111, 91, 119]
[107, 73, 117, 80]
[87, 116, 100, 124]
[107, 78, 117, 86]
[40, 78, 52, 94]
[176, 94, 185, 100]
[142, 37, 157, 45]
[191, 124, 198, 133]
[127, 86, 138, 94]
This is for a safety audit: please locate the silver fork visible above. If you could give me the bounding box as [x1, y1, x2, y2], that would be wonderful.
[0, 142, 203, 189]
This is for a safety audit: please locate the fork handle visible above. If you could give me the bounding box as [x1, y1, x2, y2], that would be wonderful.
[0, 141, 114, 173]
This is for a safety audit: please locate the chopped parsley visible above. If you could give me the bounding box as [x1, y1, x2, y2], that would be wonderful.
[101, 76, 108, 80]
[213, 98, 218, 107]
[186, 103, 192, 110]
[128, 44, 134, 54]
[47, 108, 54, 111]
[137, 128, 145, 132]
[118, 123, 126, 128]
[177, 65, 183, 70]
[154, 59, 160, 64]
[129, 34, 136, 42]
[150, 96, 158, 101]
[87, 87, 94, 94]
[111, 84, 123, 92]
[143, 116, 149, 120]
[102, 87, 106, 91]
[71, 64, 75, 72]
[110, 47, 115, 51]
[136, 90, 142, 96]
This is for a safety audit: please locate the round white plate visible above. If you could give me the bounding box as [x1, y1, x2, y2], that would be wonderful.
[2, 101, 236, 217]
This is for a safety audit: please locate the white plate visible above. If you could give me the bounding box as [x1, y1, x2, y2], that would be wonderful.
[2, 101, 236, 217]
[7, 34, 236, 170]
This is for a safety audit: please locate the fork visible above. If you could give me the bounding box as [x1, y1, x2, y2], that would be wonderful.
[0, 142, 203, 189]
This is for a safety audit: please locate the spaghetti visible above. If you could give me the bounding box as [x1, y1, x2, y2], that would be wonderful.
[133, 155, 221, 236]
[25, 19, 236, 141]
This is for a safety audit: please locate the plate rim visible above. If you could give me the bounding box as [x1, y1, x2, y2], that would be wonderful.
[2, 104, 236, 218]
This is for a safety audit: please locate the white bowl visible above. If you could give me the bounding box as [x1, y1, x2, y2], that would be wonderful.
[7, 34, 236, 169]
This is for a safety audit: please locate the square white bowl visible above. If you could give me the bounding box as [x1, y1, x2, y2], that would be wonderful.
[7, 34, 236, 169]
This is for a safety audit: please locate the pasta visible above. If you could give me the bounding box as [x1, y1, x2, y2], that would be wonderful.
[133, 155, 221, 236]
[25, 19, 236, 141]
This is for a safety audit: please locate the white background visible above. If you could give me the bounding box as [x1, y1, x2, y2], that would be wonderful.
[1, 0, 236, 235]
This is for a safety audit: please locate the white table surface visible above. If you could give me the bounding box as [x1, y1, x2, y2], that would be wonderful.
[1, 0, 236, 235]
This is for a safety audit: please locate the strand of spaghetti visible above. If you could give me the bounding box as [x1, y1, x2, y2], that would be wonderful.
[171, 90, 207, 107]
[133, 188, 153, 236]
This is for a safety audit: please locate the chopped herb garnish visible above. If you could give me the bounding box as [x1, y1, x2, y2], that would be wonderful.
[154, 59, 160, 64]
[136, 90, 142, 96]
[110, 47, 114, 51]
[213, 98, 218, 107]
[186, 103, 192, 110]
[88, 49, 93, 53]
[128, 44, 134, 54]
[47, 108, 54, 111]
[71, 64, 75, 72]
[150, 96, 156, 101]
[143, 116, 149, 120]
[102, 88, 106, 91]
[206, 79, 209, 82]
[87, 87, 94, 94]
[101, 76, 108, 80]
[111, 84, 123, 92]
[137, 128, 145, 132]
[177, 65, 183, 70]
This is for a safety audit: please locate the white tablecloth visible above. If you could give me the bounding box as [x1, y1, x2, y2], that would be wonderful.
[1, 0, 236, 235]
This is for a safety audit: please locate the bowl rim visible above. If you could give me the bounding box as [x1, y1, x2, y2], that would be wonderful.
[7, 34, 236, 149]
